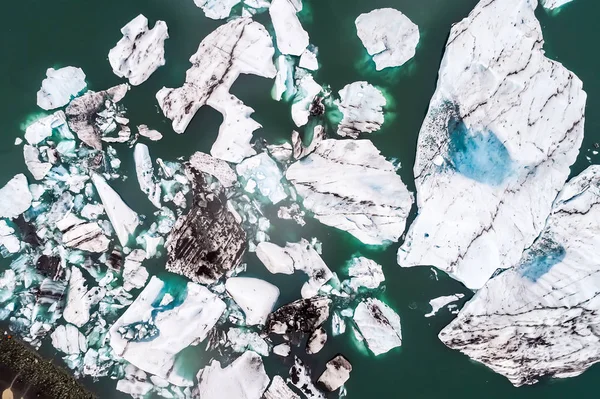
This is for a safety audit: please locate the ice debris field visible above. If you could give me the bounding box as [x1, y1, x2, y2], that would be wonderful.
[0, 0, 595, 397]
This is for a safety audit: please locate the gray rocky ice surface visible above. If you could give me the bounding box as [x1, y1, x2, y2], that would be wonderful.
[317, 355, 352, 392]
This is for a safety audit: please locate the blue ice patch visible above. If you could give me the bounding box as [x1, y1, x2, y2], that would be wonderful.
[447, 117, 514, 186]
[518, 241, 566, 282]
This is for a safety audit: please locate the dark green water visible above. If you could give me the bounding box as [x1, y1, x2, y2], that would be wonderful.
[1, 0, 600, 397]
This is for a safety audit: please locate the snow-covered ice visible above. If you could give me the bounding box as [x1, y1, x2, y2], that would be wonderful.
[51, 324, 88, 355]
[37, 67, 87, 110]
[225, 277, 280, 325]
[269, 0, 309, 56]
[346, 256, 385, 291]
[0, 174, 32, 219]
[236, 152, 288, 204]
[134, 143, 162, 208]
[424, 294, 464, 318]
[63, 267, 105, 328]
[336, 82, 386, 138]
[24, 111, 70, 145]
[353, 298, 402, 356]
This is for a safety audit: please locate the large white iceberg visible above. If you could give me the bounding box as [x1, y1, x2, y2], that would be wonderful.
[225, 277, 280, 325]
[336, 81, 386, 138]
[355, 8, 419, 70]
[0, 174, 32, 219]
[286, 139, 413, 245]
[24, 111, 71, 145]
[440, 165, 600, 386]
[398, 0, 586, 289]
[110, 276, 226, 386]
[51, 324, 88, 355]
[269, 0, 309, 56]
[108, 14, 169, 86]
[37, 67, 87, 110]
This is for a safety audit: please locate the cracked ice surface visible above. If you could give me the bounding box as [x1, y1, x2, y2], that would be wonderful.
[109, 14, 169, 86]
[37, 67, 87, 110]
[156, 18, 276, 163]
[110, 276, 226, 386]
[286, 139, 413, 245]
[440, 165, 600, 387]
[188, 151, 237, 188]
[236, 152, 288, 204]
[336, 81, 386, 138]
[398, 0, 586, 289]
[269, 0, 309, 56]
[355, 8, 420, 70]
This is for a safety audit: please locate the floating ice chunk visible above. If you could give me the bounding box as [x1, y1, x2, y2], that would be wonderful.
[23, 145, 52, 180]
[194, 351, 269, 399]
[439, 165, 600, 386]
[80, 204, 104, 220]
[37, 67, 87, 110]
[236, 153, 288, 204]
[424, 294, 464, 318]
[540, 0, 574, 10]
[289, 357, 325, 399]
[273, 55, 296, 101]
[117, 365, 154, 397]
[51, 324, 88, 355]
[273, 343, 291, 357]
[225, 277, 280, 325]
[24, 111, 71, 145]
[331, 311, 346, 337]
[264, 375, 300, 399]
[318, 355, 352, 392]
[355, 8, 420, 70]
[109, 15, 169, 86]
[156, 18, 276, 161]
[397, 0, 586, 290]
[354, 298, 402, 356]
[227, 327, 270, 357]
[299, 47, 319, 71]
[269, 0, 309, 56]
[64, 267, 106, 327]
[286, 139, 413, 245]
[0, 174, 32, 219]
[291, 74, 322, 127]
[194, 0, 240, 19]
[267, 141, 293, 163]
[137, 124, 163, 141]
[267, 297, 331, 342]
[59, 215, 110, 253]
[110, 276, 226, 386]
[92, 173, 139, 246]
[277, 203, 306, 226]
[346, 256, 385, 291]
[134, 143, 162, 208]
[336, 82, 386, 138]
[306, 326, 327, 354]
[122, 249, 149, 291]
[0, 221, 20, 255]
[188, 150, 238, 187]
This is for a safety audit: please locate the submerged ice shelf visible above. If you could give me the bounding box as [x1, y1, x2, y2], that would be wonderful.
[397, 0, 587, 289]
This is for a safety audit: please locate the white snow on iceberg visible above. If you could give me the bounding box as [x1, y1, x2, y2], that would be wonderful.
[0, 174, 32, 219]
[336, 81, 386, 138]
[225, 277, 280, 325]
[353, 298, 402, 356]
[269, 0, 309, 56]
[37, 67, 87, 110]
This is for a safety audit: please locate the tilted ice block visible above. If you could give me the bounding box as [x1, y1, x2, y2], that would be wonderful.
[440, 165, 600, 386]
[225, 277, 279, 325]
[424, 294, 464, 318]
[317, 355, 352, 392]
[109, 14, 169, 86]
[269, 0, 309, 56]
[194, 351, 269, 399]
[110, 276, 226, 386]
[353, 298, 402, 356]
[336, 81, 386, 138]
[291, 74, 322, 127]
[37, 67, 87, 110]
[286, 139, 413, 245]
[24, 111, 71, 145]
[398, 0, 586, 289]
[355, 8, 420, 70]
[236, 152, 288, 204]
[0, 174, 32, 219]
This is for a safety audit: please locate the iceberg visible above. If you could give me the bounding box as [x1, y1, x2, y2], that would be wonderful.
[346, 256, 385, 291]
[236, 152, 288, 204]
[194, 351, 269, 399]
[286, 139, 413, 245]
[58, 214, 110, 253]
[299, 46, 319, 71]
[110, 276, 226, 386]
[540, 0, 574, 10]
[51, 324, 88, 355]
[108, 14, 169, 86]
[353, 298, 402, 356]
[23, 145, 52, 180]
[156, 18, 276, 162]
[266, 296, 331, 342]
[424, 294, 464, 318]
[0, 174, 32, 219]
[134, 143, 162, 208]
[273, 343, 291, 357]
[188, 151, 237, 188]
[306, 326, 327, 354]
[137, 124, 163, 141]
[264, 375, 300, 399]
[225, 277, 280, 325]
[122, 249, 149, 291]
[291, 74, 322, 127]
[317, 355, 352, 392]
[92, 173, 139, 246]
[0, 220, 21, 255]
[439, 165, 600, 386]
[289, 357, 325, 399]
[63, 267, 106, 328]
[193, 0, 241, 19]
[37, 67, 87, 110]
[397, 0, 586, 289]
[355, 8, 420, 70]
[269, 0, 309, 56]
[24, 111, 70, 145]
[336, 82, 386, 138]
[226, 327, 270, 357]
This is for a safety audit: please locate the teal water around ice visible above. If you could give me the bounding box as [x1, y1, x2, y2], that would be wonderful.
[2, 0, 600, 398]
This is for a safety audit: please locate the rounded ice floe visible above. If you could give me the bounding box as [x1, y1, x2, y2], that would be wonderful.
[37, 67, 87, 110]
[108, 15, 169, 86]
[51, 324, 88, 355]
[355, 8, 420, 70]
[225, 277, 280, 325]
[0, 174, 32, 219]
[269, 0, 309, 56]
[336, 81, 386, 138]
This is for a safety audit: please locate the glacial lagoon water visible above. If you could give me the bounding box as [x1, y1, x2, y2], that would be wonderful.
[1, 0, 600, 397]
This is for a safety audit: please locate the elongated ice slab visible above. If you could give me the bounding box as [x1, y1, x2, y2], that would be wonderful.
[353, 298, 402, 356]
[540, 0, 574, 10]
[134, 143, 161, 208]
[398, 0, 586, 289]
[269, 0, 309, 56]
[37, 67, 87, 110]
[355, 8, 419, 70]
[63, 267, 105, 327]
[287, 139, 413, 245]
[424, 294, 464, 318]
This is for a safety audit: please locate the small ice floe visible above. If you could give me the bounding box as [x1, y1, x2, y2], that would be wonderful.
[345, 256, 385, 291]
[236, 152, 288, 204]
[57, 214, 110, 253]
[336, 81, 386, 138]
[226, 327, 270, 357]
[92, 173, 139, 246]
[51, 324, 88, 355]
[193, 0, 271, 20]
[0, 220, 21, 256]
[353, 298, 402, 356]
[299, 46, 319, 71]
[194, 351, 270, 399]
[37, 67, 87, 110]
[289, 357, 325, 399]
[266, 296, 331, 343]
[277, 203, 306, 226]
[286, 139, 413, 245]
[0, 174, 32, 219]
[273, 343, 291, 357]
[63, 267, 106, 328]
[110, 276, 226, 386]
[317, 355, 352, 392]
[108, 14, 169, 86]
[225, 277, 280, 325]
[23, 144, 52, 180]
[137, 124, 163, 141]
[256, 239, 332, 298]
[306, 326, 327, 354]
[122, 249, 149, 291]
[424, 294, 464, 318]
[188, 151, 238, 188]
[269, 0, 309, 56]
[355, 8, 420, 70]
[264, 375, 300, 399]
[540, 0, 574, 10]
[291, 73, 323, 127]
[272, 55, 296, 102]
[134, 143, 162, 208]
